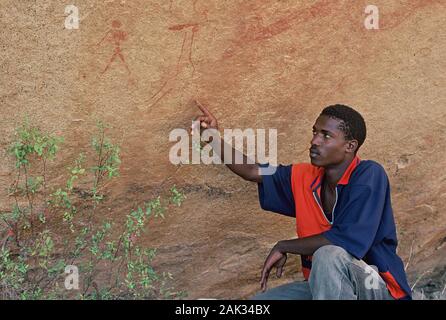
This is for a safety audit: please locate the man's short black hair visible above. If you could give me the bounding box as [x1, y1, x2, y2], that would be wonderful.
[320, 104, 366, 153]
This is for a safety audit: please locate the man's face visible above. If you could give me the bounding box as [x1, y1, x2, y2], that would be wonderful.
[309, 115, 351, 167]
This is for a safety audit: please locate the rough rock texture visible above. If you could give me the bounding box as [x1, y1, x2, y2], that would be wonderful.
[0, 0, 445, 299]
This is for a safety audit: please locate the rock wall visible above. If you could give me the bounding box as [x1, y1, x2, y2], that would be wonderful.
[0, 0, 445, 299]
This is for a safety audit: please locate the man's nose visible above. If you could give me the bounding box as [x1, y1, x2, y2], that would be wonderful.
[311, 134, 321, 146]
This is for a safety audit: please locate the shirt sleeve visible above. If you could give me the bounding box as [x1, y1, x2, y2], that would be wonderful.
[257, 163, 295, 217]
[323, 171, 389, 259]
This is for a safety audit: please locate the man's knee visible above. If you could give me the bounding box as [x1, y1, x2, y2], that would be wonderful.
[312, 245, 350, 268]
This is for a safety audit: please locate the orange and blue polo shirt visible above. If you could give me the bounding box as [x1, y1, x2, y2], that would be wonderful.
[258, 156, 412, 300]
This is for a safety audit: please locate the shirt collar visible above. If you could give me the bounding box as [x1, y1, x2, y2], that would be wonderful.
[311, 155, 361, 191]
[338, 155, 361, 185]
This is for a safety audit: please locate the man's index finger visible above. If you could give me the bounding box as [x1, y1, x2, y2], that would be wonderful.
[195, 100, 212, 116]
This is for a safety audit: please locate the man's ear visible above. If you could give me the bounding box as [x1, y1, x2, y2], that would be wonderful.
[346, 140, 358, 154]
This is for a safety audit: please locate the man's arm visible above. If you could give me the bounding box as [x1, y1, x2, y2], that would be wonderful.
[209, 135, 262, 183]
[191, 100, 262, 183]
[275, 234, 332, 256]
[260, 234, 332, 291]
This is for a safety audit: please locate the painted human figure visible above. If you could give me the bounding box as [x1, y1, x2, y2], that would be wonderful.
[97, 20, 131, 75]
[147, 1, 209, 108]
[148, 23, 200, 108]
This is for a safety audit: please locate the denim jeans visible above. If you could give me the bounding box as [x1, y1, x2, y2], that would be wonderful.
[251, 245, 394, 300]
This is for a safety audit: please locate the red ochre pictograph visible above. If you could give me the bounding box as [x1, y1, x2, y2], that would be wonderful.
[97, 20, 131, 76]
[147, 1, 208, 109]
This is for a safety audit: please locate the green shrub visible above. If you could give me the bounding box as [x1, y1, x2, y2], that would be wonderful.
[0, 121, 186, 300]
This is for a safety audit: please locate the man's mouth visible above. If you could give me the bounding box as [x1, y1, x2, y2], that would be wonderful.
[309, 149, 320, 158]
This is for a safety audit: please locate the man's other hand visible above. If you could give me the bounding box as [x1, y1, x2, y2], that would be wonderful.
[260, 246, 287, 292]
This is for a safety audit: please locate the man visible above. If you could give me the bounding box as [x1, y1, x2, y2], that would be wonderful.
[191, 101, 411, 300]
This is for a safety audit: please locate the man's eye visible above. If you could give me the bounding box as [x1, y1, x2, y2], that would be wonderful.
[312, 131, 316, 135]
[324, 134, 331, 138]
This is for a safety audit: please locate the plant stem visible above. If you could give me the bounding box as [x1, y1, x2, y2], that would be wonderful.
[22, 166, 34, 235]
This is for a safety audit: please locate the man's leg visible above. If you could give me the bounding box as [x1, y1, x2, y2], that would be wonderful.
[309, 245, 394, 300]
[251, 281, 312, 300]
